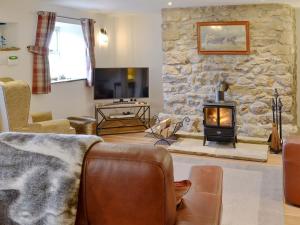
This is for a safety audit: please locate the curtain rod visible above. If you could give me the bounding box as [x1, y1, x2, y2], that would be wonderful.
[37, 11, 94, 22]
[57, 15, 96, 23]
[57, 15, 81, 21]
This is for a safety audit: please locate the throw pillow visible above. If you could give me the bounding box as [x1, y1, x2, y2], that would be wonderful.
[174, 180, 192, 208]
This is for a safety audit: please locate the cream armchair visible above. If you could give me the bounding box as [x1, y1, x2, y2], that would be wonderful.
[0, 78, 75, 134]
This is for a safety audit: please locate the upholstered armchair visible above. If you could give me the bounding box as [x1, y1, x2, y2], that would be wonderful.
[0, 78, 75, 134]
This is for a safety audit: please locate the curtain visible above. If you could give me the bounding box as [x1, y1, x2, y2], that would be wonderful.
[28, 11, 56, 94]
[80, 18, 95, 87]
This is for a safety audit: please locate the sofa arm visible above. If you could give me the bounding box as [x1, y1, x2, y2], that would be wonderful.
[176, 166, 223, 225]
[283, 137, 300, 206]
[76, 142, 176, 225]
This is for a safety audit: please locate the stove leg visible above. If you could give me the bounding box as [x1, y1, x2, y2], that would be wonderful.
[233, 137, 236, 148]
[203, 136, 206, 146]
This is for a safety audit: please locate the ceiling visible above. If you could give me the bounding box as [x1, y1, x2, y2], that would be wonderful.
[48, 0, 300, 13]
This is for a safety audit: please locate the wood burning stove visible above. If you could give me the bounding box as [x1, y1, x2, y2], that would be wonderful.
[203, 101, 237, 148]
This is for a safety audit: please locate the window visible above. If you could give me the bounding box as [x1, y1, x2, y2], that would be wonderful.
[49, 21, 87, 83]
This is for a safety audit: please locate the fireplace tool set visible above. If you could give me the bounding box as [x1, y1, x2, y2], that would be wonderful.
[268, 89, 283, 154]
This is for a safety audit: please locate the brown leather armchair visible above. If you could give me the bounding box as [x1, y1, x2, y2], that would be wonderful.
[283, 137, 300, 206]
[76, 142, 223, 225]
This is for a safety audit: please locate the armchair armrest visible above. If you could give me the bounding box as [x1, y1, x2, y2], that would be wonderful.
[13, 121, 75, 134]
[14, 120, 75, 134]
[76, 142, 176, 225]
[37, 119, 75, 134]
[37, 118, 71, 127]
[31, 111, 53, 122]
[13, 123, 43, 132]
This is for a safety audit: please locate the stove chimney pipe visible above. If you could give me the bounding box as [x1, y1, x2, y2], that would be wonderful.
[216, 81, 229, 102]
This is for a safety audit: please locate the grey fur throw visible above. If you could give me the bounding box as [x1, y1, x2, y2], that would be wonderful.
[0, 132, 102, 225]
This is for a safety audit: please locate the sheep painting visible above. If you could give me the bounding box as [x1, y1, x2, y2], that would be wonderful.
[198, 22, 249, 54]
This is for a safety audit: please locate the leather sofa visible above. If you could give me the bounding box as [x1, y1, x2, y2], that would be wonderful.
[283, 137, 300, 206]
[76, 142, 223, 225]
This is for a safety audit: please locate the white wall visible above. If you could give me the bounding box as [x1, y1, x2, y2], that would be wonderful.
[112, 13, 163, 115]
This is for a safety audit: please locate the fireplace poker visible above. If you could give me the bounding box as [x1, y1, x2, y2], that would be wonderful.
[274, 89, 279, 133]
[272, 99, 275, 123]
[278, 98, 283, 141]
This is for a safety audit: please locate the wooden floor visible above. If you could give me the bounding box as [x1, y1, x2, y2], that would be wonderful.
[102, 132, 300, 225]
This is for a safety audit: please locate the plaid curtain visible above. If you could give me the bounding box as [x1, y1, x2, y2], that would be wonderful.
[28, 11, 56, 94]
[80, 18, 95, 87]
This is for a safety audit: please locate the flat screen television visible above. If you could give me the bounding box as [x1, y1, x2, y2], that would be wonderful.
[94, 68, 149, 100]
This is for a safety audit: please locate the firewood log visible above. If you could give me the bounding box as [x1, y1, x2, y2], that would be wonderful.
[159, 118, 172, 130]
[161, 127, 170, 138]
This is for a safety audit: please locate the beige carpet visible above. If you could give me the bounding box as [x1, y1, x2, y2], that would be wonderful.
[168, 138, 268, 162]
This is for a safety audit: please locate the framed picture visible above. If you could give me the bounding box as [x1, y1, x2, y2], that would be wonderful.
[197, 21, 250, 55]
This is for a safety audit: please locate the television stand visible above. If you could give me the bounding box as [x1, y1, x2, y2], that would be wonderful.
[95, 102, 150, 135]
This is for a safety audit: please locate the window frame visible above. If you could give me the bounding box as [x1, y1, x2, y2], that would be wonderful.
[49, 18, 87, 84]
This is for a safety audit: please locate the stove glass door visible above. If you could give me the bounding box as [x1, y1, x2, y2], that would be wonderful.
[219, 107, 233, 127]
[204, 107, 218, 127]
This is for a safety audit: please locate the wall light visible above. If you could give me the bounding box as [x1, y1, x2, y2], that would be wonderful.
[99, 28, 108, 46]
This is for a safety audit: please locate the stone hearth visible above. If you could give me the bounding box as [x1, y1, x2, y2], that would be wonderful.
[168, 138, 268, 162]
[161, 4, 297, 138]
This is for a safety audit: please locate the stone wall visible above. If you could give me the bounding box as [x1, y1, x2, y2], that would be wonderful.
[161, 4, 297, 138]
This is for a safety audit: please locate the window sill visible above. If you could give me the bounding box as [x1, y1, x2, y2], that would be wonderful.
[51, 78, 86, 84]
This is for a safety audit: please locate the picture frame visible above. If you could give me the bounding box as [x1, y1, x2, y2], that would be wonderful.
[197, 21, 250, 55]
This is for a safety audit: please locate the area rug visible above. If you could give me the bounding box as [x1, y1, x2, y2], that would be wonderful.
[172, 155, 284, 225]
[168, 138, 268, 162]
